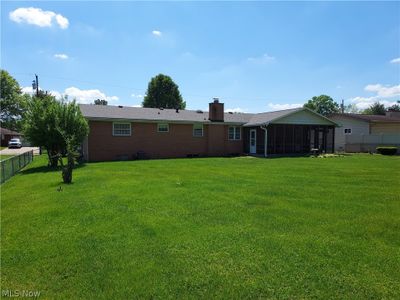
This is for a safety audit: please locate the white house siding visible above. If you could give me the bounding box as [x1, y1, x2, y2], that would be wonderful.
[329, 115, 369, 151]
[370, 122, 400, 134]
[274, 110, 334, 125]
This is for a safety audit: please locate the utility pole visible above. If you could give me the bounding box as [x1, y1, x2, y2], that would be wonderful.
[341, 99, 344, 114]
[35, 74, 39, 96]
[32, 74, 39, 96]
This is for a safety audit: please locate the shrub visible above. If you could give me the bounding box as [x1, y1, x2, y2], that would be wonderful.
[376, 147, 398, 155]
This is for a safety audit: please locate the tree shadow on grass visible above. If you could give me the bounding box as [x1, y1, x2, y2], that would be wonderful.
[20, 163, 87, 175]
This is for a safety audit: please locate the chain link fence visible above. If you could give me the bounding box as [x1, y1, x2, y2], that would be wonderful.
[1, 150, 34, 184]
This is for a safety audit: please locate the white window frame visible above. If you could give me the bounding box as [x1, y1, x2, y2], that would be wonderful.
[113, 122, 131, 136]
[193, 124, 204, 137]
[344, 128, 352, 135]
[157, 123, 169, 133]
[228, 126, 241, 140]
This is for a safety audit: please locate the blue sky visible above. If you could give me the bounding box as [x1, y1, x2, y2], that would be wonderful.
[2, 1, 399, 112]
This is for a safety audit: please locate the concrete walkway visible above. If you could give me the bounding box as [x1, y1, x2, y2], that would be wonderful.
[0, 147, 40, 156]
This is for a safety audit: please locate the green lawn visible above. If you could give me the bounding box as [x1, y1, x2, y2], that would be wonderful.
[1, 155, 399, 299]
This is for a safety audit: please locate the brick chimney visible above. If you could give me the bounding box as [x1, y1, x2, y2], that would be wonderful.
[209, 98, 224, 122]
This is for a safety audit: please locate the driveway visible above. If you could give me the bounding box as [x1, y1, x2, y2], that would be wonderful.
[0, 147, 40, 156]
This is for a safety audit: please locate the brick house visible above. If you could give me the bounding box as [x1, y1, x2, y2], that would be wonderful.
[79, 99, 337, 161]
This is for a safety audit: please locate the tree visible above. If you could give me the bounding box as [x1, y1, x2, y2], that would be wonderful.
[304, 95, 340, 116]
[362, 102, 386, 115]
[343, 103, 361, 114]
[56, 100, 89, 183]
[23, 92, 66, 167]
[23, 93, 89, 176]
[142, 74, 186, 109]
[94, 99, 108, 105]
[387, 104, 400, 112]
[0, 69, 29, 131]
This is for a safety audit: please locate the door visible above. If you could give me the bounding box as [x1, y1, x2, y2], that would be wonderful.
[249, 129, 257, 154]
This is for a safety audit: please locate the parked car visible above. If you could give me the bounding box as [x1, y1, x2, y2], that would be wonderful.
[8, 138, 22, 148]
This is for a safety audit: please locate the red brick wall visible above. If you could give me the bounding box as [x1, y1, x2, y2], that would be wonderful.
[87, 121, 244, 161]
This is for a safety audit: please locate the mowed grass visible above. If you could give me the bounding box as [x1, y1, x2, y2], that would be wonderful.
[1, 155, 399, 299]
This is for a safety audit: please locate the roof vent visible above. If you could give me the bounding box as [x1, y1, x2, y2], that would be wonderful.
[118, 105, 123, 108]
[159, 107, 164, 110]
[228, 112, 233, 114]
[176, 108, 179, 113]
[196, 110, 203, 114]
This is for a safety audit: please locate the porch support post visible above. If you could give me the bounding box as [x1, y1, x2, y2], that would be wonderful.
[261, 125, 268, 157]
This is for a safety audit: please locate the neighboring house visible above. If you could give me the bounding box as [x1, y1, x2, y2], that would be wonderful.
[0, 127, 22, 147]
[79, 99, 338, 162]
[329, 111, 400, 153]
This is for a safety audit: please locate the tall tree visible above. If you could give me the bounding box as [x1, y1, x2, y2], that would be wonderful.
[94, 99, 108, 105]
[363, 102, 386, 115]
[142, 74, 186, 109]
[0, 69, 29, 131]
[304, 95, 340, 116]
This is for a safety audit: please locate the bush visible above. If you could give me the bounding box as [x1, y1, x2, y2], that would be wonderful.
[376, 147, 398, 155]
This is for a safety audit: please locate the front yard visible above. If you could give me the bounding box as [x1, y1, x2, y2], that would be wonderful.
[1, 155, 399, 298]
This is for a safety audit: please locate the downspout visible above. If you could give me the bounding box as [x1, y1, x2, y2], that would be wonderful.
[260, 124, 268, 158]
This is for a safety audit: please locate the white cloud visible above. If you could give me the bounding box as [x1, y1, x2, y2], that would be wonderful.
[364, 84, 400, 98]
[267, 103, 302, 110]
[54, 53, 68, 60]
[22, 85, 118, 103]
[9, 7, 69, 29]
[349, 83, 400, 109]
[131, 93, 144, 99]
[21, 86, 62, 99]
[247, 53, 276, 64]
[350, 97, 398, 110]
[390, 57, 400, 64]
[225, 107, 246, 113]
[64, 87, 119, 103]
[152, 30, 162, 36]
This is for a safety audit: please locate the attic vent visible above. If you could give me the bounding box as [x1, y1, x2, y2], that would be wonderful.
[118, 105, 123, 108]
[196, 110, 203, 114]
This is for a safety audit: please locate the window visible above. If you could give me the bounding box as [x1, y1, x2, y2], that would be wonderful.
[157, 123, 169, 132]
[113, 122, 131, 136]
[228, 126, 241, 140]
[344, 128, 352, 135]
[193, 124, 203, 137]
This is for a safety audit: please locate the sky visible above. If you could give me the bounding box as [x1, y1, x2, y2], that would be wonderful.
[1, 1, 399, 112]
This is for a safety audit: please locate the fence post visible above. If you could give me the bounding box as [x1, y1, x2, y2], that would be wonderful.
[1, 161, 4, 184]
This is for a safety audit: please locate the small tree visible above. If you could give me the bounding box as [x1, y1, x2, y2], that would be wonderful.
[56, 100, 89, 183]
[94, 99, 108, 105]
[23, 92, 65, 167]
[363, 102, 386, 115]
[142, 74, 186, 109]
[343, 103, 361, 114]
[304, 95, 340, 116]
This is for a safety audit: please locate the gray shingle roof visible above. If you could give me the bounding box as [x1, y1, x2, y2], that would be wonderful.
[330, 113, 400, 123]
[79, 104, 337, 126]
[79, 104, 254, 124]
